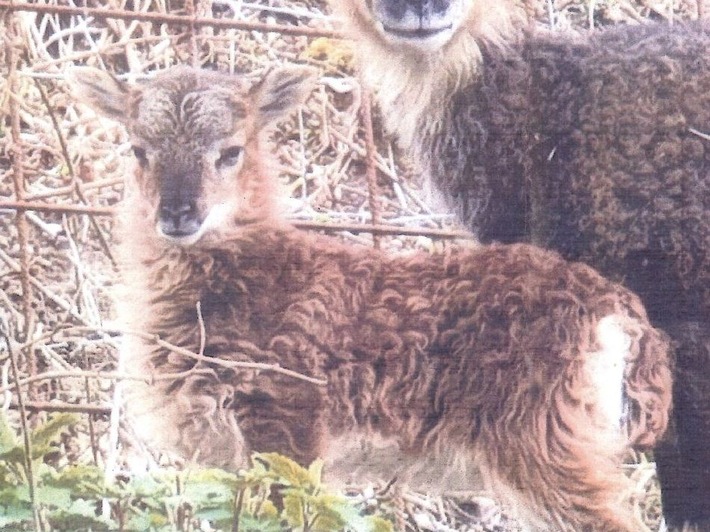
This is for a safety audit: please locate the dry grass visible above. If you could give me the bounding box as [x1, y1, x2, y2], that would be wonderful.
[0, 0, 702, 530]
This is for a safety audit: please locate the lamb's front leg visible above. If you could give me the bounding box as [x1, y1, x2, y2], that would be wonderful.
[125, 359, 327, 469]
[123, 361, 250, 468]
[229, 367, 327, 467]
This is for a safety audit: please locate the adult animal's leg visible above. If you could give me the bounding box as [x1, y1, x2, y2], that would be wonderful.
[655, 322, 710, 530]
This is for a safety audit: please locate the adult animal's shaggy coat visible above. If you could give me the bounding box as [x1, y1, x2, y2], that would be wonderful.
[335, 0, 709, 527]
[73, 65, 672, 531]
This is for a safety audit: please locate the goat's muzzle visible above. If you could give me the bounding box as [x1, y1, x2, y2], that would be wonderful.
[371, 0, 460, 49]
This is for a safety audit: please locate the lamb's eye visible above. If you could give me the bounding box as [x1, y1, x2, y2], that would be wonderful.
[132, 146, 148, 166]
[217, 146, 243, 167]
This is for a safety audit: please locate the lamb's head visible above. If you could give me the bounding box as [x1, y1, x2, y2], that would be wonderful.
[336, 0, 513, 54]
[71, 66, 316, 245]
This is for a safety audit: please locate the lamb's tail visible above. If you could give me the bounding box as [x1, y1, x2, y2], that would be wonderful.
[622, 317, 674, 449]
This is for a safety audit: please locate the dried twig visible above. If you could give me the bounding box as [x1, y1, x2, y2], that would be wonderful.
[33, 77, 117, 267]
[6, 399, 111, 416]
[360, 88, 383, 248]
[0, 368, 216, 397]
[0, 246, 88, 324]
[0, 200, 115, 216]
[63, 326, 329, 386]
[0, 200, 472, 239]
[0, 1, 342, 38]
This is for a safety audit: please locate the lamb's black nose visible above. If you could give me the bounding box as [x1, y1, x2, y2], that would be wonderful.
[158, 199, 200, 237]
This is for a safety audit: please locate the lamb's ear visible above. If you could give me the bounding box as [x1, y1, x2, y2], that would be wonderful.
[68, 67, 132, 123]
[252, 66, 318, 126]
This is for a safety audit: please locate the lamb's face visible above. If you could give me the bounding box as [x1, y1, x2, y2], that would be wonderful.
[347, 0, 471, 52]
[71, 65, 317, 246]
[126, 77, 248, 245]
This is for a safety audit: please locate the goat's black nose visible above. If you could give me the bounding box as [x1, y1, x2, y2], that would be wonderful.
[386, 0, 449, 20]
[158, 199, 201, 237]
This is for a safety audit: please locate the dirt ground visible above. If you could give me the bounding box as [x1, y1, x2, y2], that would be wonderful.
[0, 0, 703, 530]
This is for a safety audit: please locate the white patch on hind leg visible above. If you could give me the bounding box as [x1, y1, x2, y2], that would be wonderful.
[588, 315, 630, 428]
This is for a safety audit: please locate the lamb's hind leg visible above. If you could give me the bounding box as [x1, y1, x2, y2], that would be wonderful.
[482, 408, 639, 532]
[483, 316, 647, 531]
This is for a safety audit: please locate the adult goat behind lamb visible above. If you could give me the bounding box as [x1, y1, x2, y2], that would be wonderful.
[333, 0, 710, 528]
[72, 65, 672, 531]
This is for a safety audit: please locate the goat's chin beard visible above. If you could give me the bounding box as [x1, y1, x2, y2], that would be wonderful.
[156, 202, 235, 247]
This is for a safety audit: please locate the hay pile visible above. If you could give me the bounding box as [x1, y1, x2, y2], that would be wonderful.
[0, 0, 701, 530]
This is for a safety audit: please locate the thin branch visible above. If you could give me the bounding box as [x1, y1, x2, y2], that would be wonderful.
[83, 349, 100, 465]
[63, 326, 329, 385]
[689, 126, 710, 140]
[0, 1, 342, 39]
[6, 400, 111, 416]
[0, 246, 88, 324]
[0, 368, 214, 397]
[1, 326, 40, 531]
[293, 220, 472, 240]
[0, 200, 115, 216]
[33, 77, 117, 267]
[185, 0, 200, 68]
[0, 200, 473, 240]
[196, 301, 206, 358]
[24, 177, 123, 202]
[360, 88, 383, 249]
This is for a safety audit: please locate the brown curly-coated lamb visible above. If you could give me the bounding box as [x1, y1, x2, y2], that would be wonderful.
[334, 0, 709, 527]
[72, 65, 672, 531]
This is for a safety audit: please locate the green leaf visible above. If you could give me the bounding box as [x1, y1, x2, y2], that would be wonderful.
[312, 510, 347, 531]
[254, 453, 313, 489]
[30, 414, 78, 451]
[0, 414, 26, 466]
[193, 505, 234, 522]
[239, 511, 285, 532]
[0, 500, 33, 527]
[282, 491, 305, 528]
[129, 472, 172, 500]
[259, 499, 279, 519]
[366, 516, 395, 532]
[0, 485, 22, 506]
[35, 484, 73, 509]
[45, 464, 108, 498]
[0, 448, 27, 468]
[309, 493, 395, 532]
[182, 471, 236, 507]
[185, 467, 240, 487]
[124, 510, 171, 532]
[309, 494, 354, 532]
[9, 485, 31, 505]
[307, 459, 324, 488]
[0, 412, 18, 455]
[47, 498, 113, 532]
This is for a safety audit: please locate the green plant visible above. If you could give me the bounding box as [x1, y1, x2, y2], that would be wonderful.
[0, 413, 393, 531]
